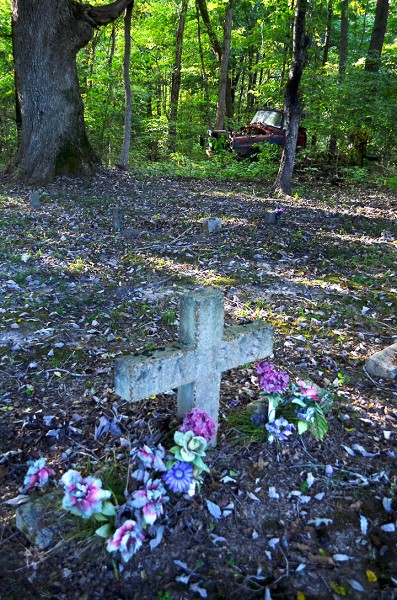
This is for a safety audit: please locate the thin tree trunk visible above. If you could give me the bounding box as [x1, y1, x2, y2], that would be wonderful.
[273, 0, 309, 196]
[338, 0, 349, 80]
[365, 0, 389, 72]
[196, 2, 211, 128]
[196, 0, 222, 62]
[119, 2, 133, 167]
[215, 0, 234, 130]
[322, 0, 333, 65]
[168, 0, 188, 151]
[328, 0, 349, 157]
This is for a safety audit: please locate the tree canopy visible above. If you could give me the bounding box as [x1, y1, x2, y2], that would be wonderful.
[0, 0, 396, 181]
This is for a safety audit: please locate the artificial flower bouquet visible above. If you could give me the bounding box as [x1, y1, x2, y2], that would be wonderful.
[252, 362, 333, 443]
[22, 408, 216, 563]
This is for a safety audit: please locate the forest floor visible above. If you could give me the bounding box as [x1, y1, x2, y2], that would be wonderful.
[0, 168, 396, 600]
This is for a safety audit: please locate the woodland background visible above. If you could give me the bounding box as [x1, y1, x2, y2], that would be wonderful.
[0, 0, 396, 183]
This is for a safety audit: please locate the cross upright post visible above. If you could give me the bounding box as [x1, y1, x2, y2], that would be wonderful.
[114, 288, 273, 443]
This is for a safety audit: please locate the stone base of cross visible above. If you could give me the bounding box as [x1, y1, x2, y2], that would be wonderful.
[114, 288, 274, 444]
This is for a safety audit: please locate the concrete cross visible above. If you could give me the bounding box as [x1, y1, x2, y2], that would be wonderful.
[114, 288, 273, 442]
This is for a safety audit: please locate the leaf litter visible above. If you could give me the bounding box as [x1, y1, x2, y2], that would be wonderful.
[0, 170, 396, 599]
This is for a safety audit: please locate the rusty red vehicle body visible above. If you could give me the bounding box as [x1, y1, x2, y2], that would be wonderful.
[207, 109, 307, 159]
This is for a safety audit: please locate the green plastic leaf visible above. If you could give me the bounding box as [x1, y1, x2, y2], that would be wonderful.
[309, 407, 329, 441]
[297, 420, 309, 435]
[193, 456, 210, 473]
[94, 513, 109, 522]
[95, 523, 113, 538]
[102, 501, 116, 517]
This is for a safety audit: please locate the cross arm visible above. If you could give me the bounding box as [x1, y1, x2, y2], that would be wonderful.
[220, 321, 274, 372]
[114, 343, 195, 402]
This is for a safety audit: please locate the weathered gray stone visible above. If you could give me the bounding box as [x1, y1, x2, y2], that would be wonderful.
[203, 217, 222, 234]
[29, 191, 41, 210]
[113, 207, 124, 233]
[365, 343, 397, 380]
[263, 210, 279, 225]
[15, 491, 71, 549]
[115, 289, 273, 442]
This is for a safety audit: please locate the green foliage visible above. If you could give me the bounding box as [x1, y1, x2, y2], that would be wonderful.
[0, 0, 396, 175]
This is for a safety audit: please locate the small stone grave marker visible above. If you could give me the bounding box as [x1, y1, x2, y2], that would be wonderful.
[365, 343, 397, 380]
[203, 217, 222, 234]
[114, 288, 273, 443]
[113, 206, 124, 233]
[29, 190, 41, 210]
[263, 210, 279, 225]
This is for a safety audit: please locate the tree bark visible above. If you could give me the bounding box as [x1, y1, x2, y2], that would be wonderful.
[168, 0, 188, 151]
[273, 0, 309, 196]
[322, 0, 333, 66]
[365, 0, 389, 72]
[338, 0, 349, 81]
[196, 0, 234, 125]
[10, 0, 133, 184]
[196, 3, 211, 128]
[119, 2, 133, 168]
[215, 0, 234, 130]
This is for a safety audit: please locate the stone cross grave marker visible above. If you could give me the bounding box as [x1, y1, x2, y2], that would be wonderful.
[114, 288, 273, 443]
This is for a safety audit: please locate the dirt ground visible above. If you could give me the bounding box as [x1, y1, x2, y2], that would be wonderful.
[0, 169, 396, 599]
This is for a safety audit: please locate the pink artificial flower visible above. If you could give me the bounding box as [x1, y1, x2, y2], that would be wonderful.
[131, 444, 166, 481]
[297, 380, 322, 402]
[61, 469, 111, 519]
[23, 458, 55, 490]
[256, 362, 290, 394]
[107, 520, 144, 562]
[129, 478, 168, 525]
[179, 408, 216, 442]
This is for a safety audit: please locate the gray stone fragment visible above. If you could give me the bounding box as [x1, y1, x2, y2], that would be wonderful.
[365, 343, 397, 380]
[113, 207, 123, 233]
[115, 288, 273, 443]
[203, 217, 222, 234]
[15, 491, 71, 549]
[263, 210, 279, 225]
[29, 191, 41, 210]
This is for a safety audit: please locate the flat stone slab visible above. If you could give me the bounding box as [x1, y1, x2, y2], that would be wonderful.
[115, 288, 273, 441]
[365, 343, 397, 380]
[16, 491, 74, 549]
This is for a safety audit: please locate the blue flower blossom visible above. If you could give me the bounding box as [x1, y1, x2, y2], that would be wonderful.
[162, 461, 194, 493]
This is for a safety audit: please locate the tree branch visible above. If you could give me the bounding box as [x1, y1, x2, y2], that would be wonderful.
[77, 0, 135, 28]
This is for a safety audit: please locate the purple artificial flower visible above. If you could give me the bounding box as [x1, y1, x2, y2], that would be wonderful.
[325, 464, 333, 477]
[131, 444, 166, 481]
[257, 362, 290, 394]
[179, 408, 216, 443]
[61, 469, 112, 519]
[162, 461, 194, 493]
[107, 519, 144, 562]
[129, 478, 168, 525]
[23, 458, 55, 490]
[265, 417, 295, 444]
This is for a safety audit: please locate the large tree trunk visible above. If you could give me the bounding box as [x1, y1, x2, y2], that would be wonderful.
[273, 0, 309, 196]
[10, 0, 133, 184]
[365, 0, 389, 72]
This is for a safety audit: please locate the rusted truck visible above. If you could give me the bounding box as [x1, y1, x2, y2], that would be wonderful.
[207, 108, 307, 159]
